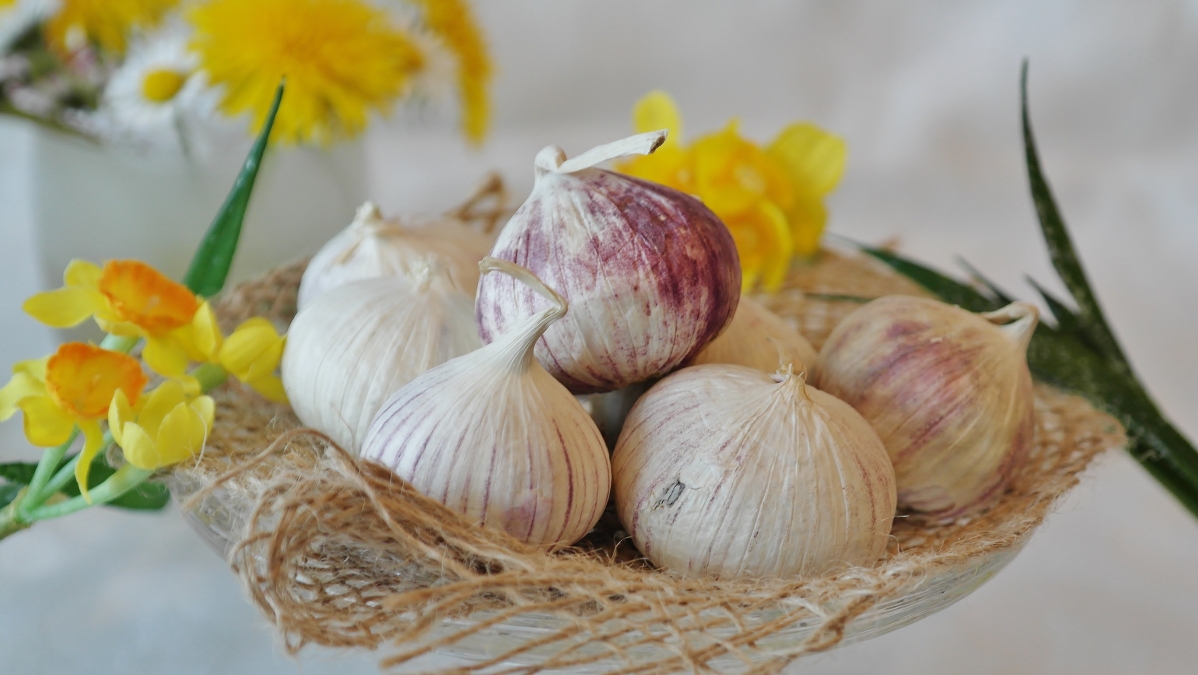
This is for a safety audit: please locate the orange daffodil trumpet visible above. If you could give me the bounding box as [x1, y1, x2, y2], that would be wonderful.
[617, 91, 847, 292]
[0, 343, 147, 501]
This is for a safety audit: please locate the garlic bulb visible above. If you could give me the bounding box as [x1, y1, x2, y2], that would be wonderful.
[297, 201, 494, 310]
[476, 131, 741, 394]
[282, 268, 479, 454]
[361, 258, 611, 547]
[612, 365, 896, 579]
[688, 295, 819, 375]
[815, 296, 1038, 518]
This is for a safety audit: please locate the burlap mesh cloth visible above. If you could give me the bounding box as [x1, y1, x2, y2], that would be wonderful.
[173, 251, 1126, 675]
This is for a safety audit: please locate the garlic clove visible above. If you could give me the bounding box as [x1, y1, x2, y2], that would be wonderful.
[815, 296, 1038, 518]
[612, 364, 896, 579]
[477, 132, 741, 394]
[298, 201, 495, 310]
[361, 258, 611, 548]
[282, 266, 479, 454]
[688, 295, 819, 376]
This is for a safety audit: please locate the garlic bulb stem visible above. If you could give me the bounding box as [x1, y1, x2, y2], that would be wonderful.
[543, 130, 668, 175]
[981, 301, 1040, 348]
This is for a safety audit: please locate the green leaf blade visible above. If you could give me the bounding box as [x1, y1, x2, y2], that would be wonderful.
[182, 82, 284, 298]
[1021, 62, 1133, 377]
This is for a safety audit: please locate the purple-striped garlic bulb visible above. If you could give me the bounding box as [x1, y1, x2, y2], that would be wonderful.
[477, 131, 741, 394]
[815, 296, 1038, 519]
[360, 258, 610, 548]
[612, 365, 896, 579]
[688, 295, 819, 376]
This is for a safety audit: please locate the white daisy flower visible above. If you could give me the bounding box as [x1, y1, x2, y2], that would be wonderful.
[0, 0, 57, 54]
[100, 30, 215, 146]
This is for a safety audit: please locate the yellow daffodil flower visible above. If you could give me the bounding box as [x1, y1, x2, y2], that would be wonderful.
[617, 91, 847, 292]
[216, 318, 288, 403]
[24, 259, 213, 381]
[0, 343, 148, 501]
[109, 380, 214, 472]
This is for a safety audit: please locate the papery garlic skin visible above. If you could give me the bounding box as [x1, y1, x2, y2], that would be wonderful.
[613, 365, 896, 579]
[477, 132, 741, 394]
[298, 202, 494, 310]
[362, 258, 611, 547]
[815, 296, 1038, 518]
[282, 272, 480, 454]
[688, 295, 819, 375]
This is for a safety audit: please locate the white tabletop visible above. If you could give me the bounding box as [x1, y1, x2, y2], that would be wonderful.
[2, 1, 1196, 673]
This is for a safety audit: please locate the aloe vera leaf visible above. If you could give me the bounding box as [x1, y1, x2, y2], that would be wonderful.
[1021, 63, 1133, 378]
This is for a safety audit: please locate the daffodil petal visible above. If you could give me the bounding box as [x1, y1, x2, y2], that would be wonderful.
[183, 302, 223, 362]
[0, 371, 45, 421]
[13, 356, 49, 380]
[767, 122, 847, 197]
[117, 422, 159, 471]
[633, 90, 683, 144]
[17, 395, 76, 447]
[153, 402, 207, 467]
[142, 337, 191, 379]
[63, 259, 102, 288]
[220, 319, 283, 382]
[22, 287, 106, 328]
[246, 375, 288, 404]
[787, 196, 828, 258]
[755, 201, 796, 292]
[192, 395, 215, 431]
[74, 420, 106, 503]
[137, 380, 187, 439]
[108, 389, 134, 448]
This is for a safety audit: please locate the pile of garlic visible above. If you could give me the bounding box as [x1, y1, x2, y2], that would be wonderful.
[283, 131, 1038, 575]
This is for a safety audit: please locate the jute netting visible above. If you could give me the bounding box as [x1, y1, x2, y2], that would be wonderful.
[172, 250, 1126, 675]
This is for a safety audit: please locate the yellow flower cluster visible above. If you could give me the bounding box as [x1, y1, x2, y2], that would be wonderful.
[44, 0, 178, 55]
[618, 92, 847, 292]
[0, 259, 286, 500]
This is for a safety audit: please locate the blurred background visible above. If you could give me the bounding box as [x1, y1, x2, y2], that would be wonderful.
[2, 1, 1197, 673]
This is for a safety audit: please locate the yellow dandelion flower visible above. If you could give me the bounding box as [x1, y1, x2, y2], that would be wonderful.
[44, 0, 178, 56]
[406, 0, 493, 143]
[189, 0, 424, 145]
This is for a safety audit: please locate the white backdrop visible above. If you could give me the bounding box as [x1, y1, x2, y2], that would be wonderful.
[1, 1, 1197, 673]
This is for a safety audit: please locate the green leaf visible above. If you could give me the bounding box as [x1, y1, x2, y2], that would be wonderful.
[59, 456, 169, 511]
[956, 257, 1015, 306]
[182, 81, 284, 298]
[0, 484, 21, 510]
[858, 246, 1001, 313]
[0, 462, 39, 485]
[1021, 62, 1132, 378]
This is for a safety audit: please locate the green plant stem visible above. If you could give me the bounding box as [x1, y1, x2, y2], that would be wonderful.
[20, 431, 78, 516]
[0, 493, 31, 540]
[193, 362, 229, 392]
[24, 466, 154, 522]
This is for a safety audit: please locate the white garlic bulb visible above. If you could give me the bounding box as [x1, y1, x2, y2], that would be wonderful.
[815, 296, 1038, 518]
[476, 131, 741, 394]
[297, 201, 494, 310]
[688, 295, 819, 375]
[361, 258, 611, 547]
[282, 268, 480, 454]
[613, 365, 896, 579]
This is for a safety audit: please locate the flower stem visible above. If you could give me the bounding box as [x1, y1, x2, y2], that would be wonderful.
[193, 362, 229, 393]
[19, 431, 78, 516]
[0, 492, 31, 541]
[24, 466, 154, 522]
